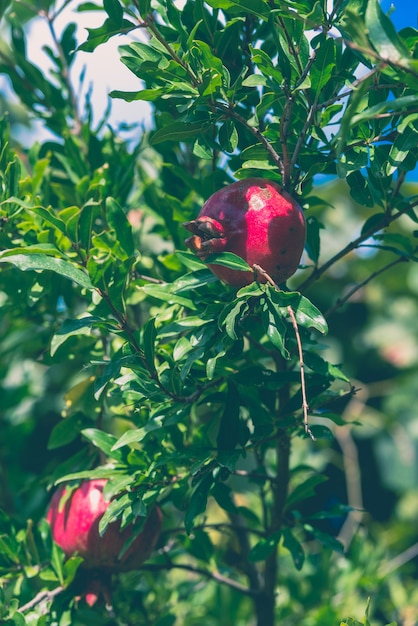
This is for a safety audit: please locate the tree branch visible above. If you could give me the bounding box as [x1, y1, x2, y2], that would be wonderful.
[325, 254, 411, 317]
[297, 196, 418, 292]
[214, 102, 285, 180]
[142, 561, 259, 597]
[19, 586, 65, 613]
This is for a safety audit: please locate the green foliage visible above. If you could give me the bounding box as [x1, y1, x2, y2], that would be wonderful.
[0, 1, 417, 625]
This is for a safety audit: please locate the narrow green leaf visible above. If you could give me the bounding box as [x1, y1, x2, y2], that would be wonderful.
[50, 316, 106, 356]
[304, 351, 350, 383]
[185, 473, 213, 534]
[218, 120, 239, 153]
[285, 474, 328, 510]
[112, 417, 164, 450]
[0, 252, 93, 290]
[350, 94, 418, 127]
[31, 206, 67, 234]
[140, 284, 197, 310]
[305, 524, 345, 553]
[110, 88, 165, 101]
[365, 0, 411, 65]
[261, 298, 289, 358]
[219, 299, 248, 340]
[292, 294, 328, 334]
[81, 428, 118, 455]
[98, 493, 131, 536]
[141, 317, 156, 372]
[103, 0, 124, 25]
[47, 414, 86, 450]
[50, 542, 65, 586]
[127, 40, 164, 63]
[151, 122, 208, 145]
[205, 251, 251, 272]
[282, 528, 305, 570]
[248, 530, 282, 562]
[205, 0, 269, 19]
[78, 18, 136, 53]
[63, 556, 84, 586]
[310, 36, 336, 93]
[175, 250, 208, 271]
[54, 467, 118, 484]
[305, 216, 322, 264]
[106, 197, 134, 257]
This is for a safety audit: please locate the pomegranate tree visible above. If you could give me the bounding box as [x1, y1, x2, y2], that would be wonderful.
[184, 178, 306, 287]
[46, 478, 162, 571]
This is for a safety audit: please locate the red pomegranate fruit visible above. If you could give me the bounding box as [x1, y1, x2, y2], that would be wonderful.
[46, 478, 162, 571]
[184, 178, 306, 287]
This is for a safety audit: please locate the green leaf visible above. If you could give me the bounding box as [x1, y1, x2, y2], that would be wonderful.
[106, 197, 134, 257]
[50, 541, 65, 586]
[0, 252, 93, 290]
[365, 0, 411, 66]
[103, 0, 123, 24]
[304, 524, 345, 553]
[140, 284, 197, 310]
[63, 556, 84, 586]
[261, 297, 289, 358]
[285, 474, 328, 510]
[185, 473, 213, 534]
[205, 0, 269, 19]
[248, 530, 282, 562]
[47, 413, 86, 450]
[50, 315, 107, 356]
[110, 88, 165, 101]
[175, 250, 208, 271]
[112, 417, 165, 450]
[219, 299, 248, 340]
[217, 383, 240, 451]
[78, 18, 136, 52]
[350, 95, 418, 127]
[385, 126, 418, 175]
[125, 40, 165, 64]
[54, 467, 118, 484]
[218, 120, 239, 153]
[310, 36, 336, 94]
[141, 317, 157, 372]
[282, 528, 305, 570]
[304, 351, 350, 383]
[98, 492, 131, 536]
[289, 294, 328, 334]
[205, 251, 251, 272]
[30, 206, 67, 234]
[80, 428, 118, 456]
[151, 122, 208, 145]
[305, 216, 322, 264]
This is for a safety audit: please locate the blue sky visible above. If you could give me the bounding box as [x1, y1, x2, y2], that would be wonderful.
[381, 0, 418, 30]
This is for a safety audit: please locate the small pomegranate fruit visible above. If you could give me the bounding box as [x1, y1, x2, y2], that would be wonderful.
[46, 478, 162, 571]
[184, 178, 306, 287]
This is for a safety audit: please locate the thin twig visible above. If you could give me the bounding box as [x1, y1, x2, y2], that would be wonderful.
[19, 586, 65, 613]
[325, 255, 410, 317]
[214, 102, 285, 179]
[141, 561, 260, 597]
[142, 15, 200, 88]
[297, 197, 418, 292]
[378, 542, 418, 578]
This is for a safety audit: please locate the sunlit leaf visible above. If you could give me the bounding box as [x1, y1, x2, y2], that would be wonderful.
[0, 252, 93, 290]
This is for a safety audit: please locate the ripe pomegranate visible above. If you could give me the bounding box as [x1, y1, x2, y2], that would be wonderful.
[184, 178, 306, 287]
[46, 478, 162, 572]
